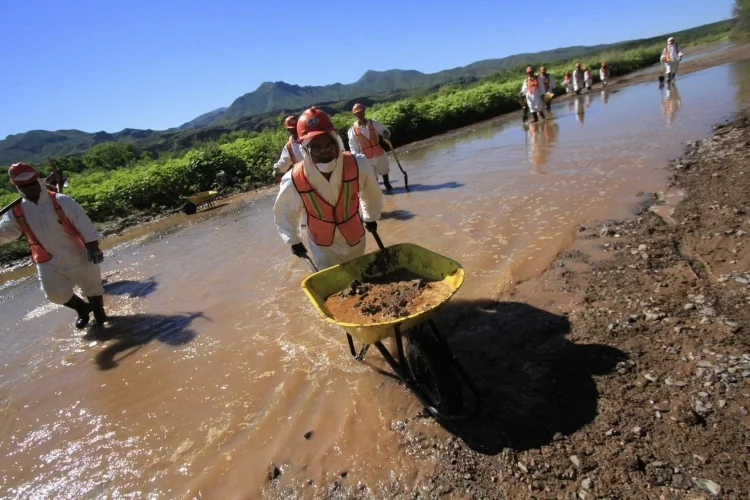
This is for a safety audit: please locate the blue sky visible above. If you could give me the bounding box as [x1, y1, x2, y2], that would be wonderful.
[0, 0, 733, 138]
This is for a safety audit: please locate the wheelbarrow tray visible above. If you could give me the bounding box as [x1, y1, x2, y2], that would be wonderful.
[186, 190, 219, 204]
[301, 243, 464, 345]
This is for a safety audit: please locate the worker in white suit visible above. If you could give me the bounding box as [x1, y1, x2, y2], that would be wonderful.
[572, 62, 585, 95]
[538, 66, 556, 111]
[599, 62, 610, 86]
[583, 67, 593, 91]
[272, 115, 304, 183]
[347, 103, 393, 192]
[660, 37, 684, 83]
[0, 163, 107, 328]
[521, 66, 546, 122]
[274, 107, 383, 270]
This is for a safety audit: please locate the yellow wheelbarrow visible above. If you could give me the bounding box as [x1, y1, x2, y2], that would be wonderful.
[298, 228, 481, 421]
[181, 189, 222, 215]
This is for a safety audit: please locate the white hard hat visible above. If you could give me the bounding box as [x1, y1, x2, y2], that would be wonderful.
[668, 37, 675, 43]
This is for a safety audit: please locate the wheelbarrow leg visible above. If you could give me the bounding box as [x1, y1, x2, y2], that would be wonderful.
[346, 333, 369, 361]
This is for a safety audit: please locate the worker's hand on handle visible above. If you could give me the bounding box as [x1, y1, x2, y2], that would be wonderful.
[382, 129, 391, 139]
[291, 242, 308, 258]
[364, 221, 377, 233]
[85, 241, 104, 264]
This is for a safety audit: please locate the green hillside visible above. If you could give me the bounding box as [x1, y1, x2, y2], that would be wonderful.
[0, 19, 732, 166]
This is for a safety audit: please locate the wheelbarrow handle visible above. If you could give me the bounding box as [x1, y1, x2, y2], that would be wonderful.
[366, 225, 386, 250]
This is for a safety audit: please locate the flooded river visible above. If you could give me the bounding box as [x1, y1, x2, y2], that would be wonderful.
[1, 60, 749, 499]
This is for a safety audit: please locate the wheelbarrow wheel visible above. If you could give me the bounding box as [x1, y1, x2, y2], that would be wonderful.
[406, 328, 463, 414]
[182, 201, 197, 215]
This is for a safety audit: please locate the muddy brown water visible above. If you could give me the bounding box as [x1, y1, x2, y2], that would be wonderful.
[1, 60, 749, 498]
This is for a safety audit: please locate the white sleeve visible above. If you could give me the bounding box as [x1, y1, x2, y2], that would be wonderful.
[355, 155, 383, 223]
[57, 195, 100, 243]
[521, 80, 528, 95]
[660, 48, 666, 61]
[348, 128, 362, 155]
[273, 146, 293, 175]
[0, 210, 23, 245]
[371, 119, 389, 137]
[273, 172, 305, 245]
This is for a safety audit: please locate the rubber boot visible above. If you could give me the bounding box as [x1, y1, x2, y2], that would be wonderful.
[63, 295, 92, 329]
[87, 295, 109, 325]
[382, 174, 393, 192]
[539, 111, 546, 120]
[532, 112, 539, 123]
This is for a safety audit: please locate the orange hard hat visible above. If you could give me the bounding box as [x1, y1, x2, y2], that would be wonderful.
[526, 66, 534, 74]
[8, 162, 39, 186]
[352, 103, 366, 114]
[297, 107, 335, 142]
[284, 115, 298, 130]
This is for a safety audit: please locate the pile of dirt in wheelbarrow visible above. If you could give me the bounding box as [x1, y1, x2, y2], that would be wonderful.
[325, 269, 451, 324]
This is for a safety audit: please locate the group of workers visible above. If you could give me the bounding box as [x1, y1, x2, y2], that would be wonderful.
[1, 36, 687, 330]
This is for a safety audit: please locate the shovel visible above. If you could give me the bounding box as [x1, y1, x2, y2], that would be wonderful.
[383, 138, 409, 192]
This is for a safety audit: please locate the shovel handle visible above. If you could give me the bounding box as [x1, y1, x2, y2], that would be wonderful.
[0, 198, 21, 218]
[300, 253, 319, 272]
[366, 226, 386, 250]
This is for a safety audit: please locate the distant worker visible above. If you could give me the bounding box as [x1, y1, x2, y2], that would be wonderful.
[538, 66, 556, 111]
[599, 62, 610, 86]
[275, 107, 383, 270]
[563, 71, 573, 94]
[583, 67, 593, 91]
[521, 66, 546, 122]
[0, 163, 108, 329]
[347, 103, 393, 192]
[272, 115, 304, 183]
[660, 37, 684, 83]
[572, 63, 585, 95]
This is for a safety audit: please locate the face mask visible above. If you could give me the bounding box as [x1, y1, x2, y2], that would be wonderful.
[315, 159, 337, 173]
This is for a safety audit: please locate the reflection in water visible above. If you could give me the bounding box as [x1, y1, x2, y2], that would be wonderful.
[574, 96, 585, 125]
[601, 89, 610, 105]
[585, 93, 592, 109]
[525, 119, 560, 172]
[661, 82, 683, 124]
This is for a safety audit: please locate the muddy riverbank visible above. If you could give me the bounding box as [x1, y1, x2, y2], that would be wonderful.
[370, 110, 750, 498]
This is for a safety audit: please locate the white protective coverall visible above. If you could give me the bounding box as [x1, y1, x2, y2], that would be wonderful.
[563, 75, 573, 93]
[347, 119, 391, 176]
[0, 180, 104, 304]
[572, 69, 585, 93]
[538, 73, 556, 94]
[274, 134, 383, 270]
[660, 43, 684, 77]
[272, 137, 304, 177]
[521, 76, 544, 113]
[599, 67, 609, 85]
[584, 69, 593, 89]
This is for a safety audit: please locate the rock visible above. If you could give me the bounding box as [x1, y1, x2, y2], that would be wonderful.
[553, 432, 565, 441]
[700, 307, 716, 316]
[735, 277, 748, 284]
[684, 303, 695, 311]
[517, 462, 529, 474]
[638, 244, 647, 251]
[698, 391, 709, 398]
[741, 406, 749, 416]
[269, 463, 281, 481]
[570, 455, 581, 468]
[304, 431, 313, 440]
[649, 466, 673, 486]
[631, 426, 644, 437]
[672, 473, 693, 489]
[581, 477, 593, 490]
[644, 373, 658, 382]
[719, 399, 727, 408]
[692, 477, 721, 496]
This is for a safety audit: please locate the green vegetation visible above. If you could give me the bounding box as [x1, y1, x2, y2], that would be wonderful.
[0, 20, 732, 166]
[734, 0, 750, 41]
[0, 20, 734, 265]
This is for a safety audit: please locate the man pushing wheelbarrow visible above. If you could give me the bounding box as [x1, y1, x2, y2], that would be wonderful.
[273, 106, 383, 270]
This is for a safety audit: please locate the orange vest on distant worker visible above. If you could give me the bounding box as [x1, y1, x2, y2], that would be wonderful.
[286, 137, 300, 164]
[291, 152, 365, 247]
[12, 191, 84, 264]
[541, 74, 551, 91]
[353, 121, 384, 159]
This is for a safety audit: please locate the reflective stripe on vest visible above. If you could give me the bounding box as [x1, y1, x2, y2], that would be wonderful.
[291, 153, 365, 248]
[286, 137, 300, 164]
[12, 191, 84, 264]
[353, 121, 384, 159]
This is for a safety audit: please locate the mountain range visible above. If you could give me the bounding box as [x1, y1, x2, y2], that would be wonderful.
[0, 19, 733, 165]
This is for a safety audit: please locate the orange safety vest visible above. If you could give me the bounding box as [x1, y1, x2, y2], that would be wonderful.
[526, 76, 539, 93]
[353, 121, 384, 159]
[291, 153, 365, 247]
[12, 191, 85, 264]
[286, 137, 300, 164]
[541, 74, 551, 91]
